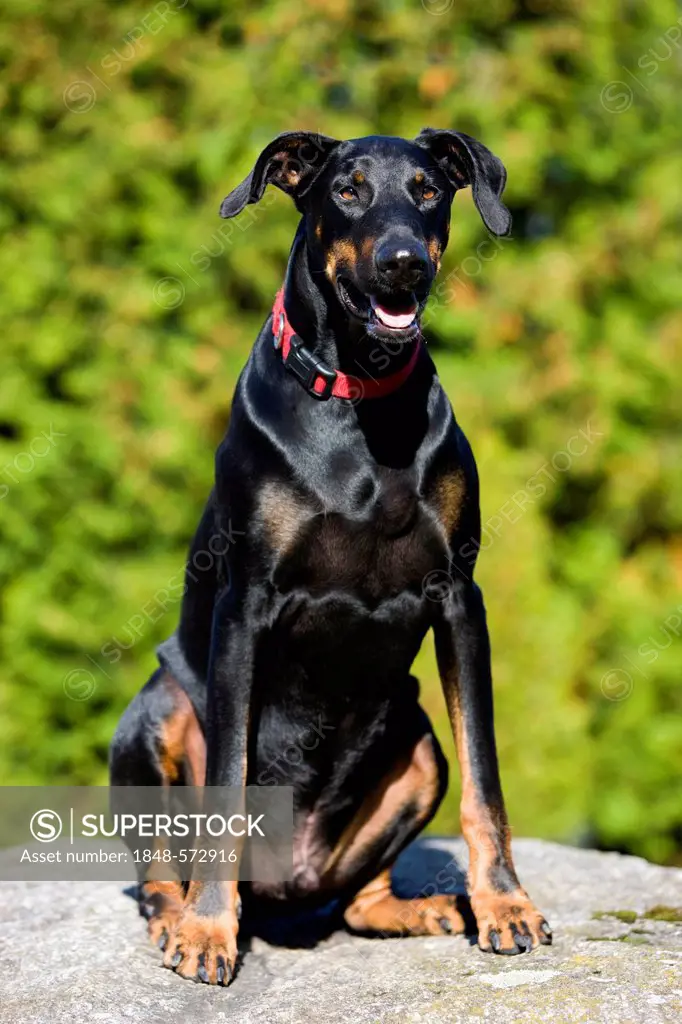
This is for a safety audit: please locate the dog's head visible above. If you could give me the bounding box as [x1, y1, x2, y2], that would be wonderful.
[220, 130, 511, 343]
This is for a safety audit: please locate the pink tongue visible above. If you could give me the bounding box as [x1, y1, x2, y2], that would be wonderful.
[371, 298, 417, 329]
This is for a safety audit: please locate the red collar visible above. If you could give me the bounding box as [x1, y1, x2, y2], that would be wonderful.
[271, 289, 421, 401]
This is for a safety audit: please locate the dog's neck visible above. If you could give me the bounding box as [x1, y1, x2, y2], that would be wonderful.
[272, 225, 436, 469]
[282, 225, 420, 381]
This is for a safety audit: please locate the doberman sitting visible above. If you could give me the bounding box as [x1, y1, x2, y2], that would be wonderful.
[110, 129, 551, 986]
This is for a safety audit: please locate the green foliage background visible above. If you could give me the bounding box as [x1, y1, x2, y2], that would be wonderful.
[0, 0, 680, 864]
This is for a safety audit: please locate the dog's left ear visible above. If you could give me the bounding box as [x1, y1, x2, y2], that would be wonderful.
[220, 131, 340, 219]
[415, 128, 511, 237]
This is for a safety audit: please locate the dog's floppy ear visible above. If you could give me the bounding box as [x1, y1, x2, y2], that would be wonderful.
[415, 128, 511, 237]
[220, 131, 340, 219]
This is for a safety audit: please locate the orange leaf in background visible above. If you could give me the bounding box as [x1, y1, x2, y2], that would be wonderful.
[419, 66, 457, 102]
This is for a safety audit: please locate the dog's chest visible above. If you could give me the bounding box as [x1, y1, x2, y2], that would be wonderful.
[266, 473, 446, 600]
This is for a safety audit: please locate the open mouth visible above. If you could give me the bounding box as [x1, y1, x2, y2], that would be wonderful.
[337, 277, 421, 336]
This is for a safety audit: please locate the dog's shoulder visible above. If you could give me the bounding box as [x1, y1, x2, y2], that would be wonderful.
[422, 398, 480, 546]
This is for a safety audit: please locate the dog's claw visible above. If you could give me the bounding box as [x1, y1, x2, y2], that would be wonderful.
[171, 951, 183, 968]
[439, 917, 453, 934]
[157, 929, 168, 951]
[216, 955, 233, 986]
[540, 920, 553, 944]
[489, 929, 501, 952]
[197, 954, 210, 984]
[510, 923, 532, 952]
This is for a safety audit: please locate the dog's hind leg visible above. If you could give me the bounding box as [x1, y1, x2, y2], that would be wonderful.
[109, 670, 206, 948]
[323, 725, 470, 937]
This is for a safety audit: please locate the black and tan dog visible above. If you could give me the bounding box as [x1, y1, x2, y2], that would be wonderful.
[110, 129, 551, 985]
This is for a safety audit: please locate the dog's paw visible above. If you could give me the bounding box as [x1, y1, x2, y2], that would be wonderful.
[472, 891, 552, 955]
[345, 892, 468, 937]
[163, 909, 239, 985]
[139, 881, 185, 952]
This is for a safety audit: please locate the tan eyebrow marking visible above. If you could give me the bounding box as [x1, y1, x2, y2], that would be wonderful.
[352, 170, 365, 184]
[415, 171, 425, 184]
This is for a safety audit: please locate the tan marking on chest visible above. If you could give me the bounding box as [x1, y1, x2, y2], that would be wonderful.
[434, 469, 466, 536]
[258, 481, 314, 553]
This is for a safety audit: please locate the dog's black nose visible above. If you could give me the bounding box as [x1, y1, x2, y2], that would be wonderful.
[375, 241, 429, 286]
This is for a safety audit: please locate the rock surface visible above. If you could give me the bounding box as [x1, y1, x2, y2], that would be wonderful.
[1, 838, 681, 1023]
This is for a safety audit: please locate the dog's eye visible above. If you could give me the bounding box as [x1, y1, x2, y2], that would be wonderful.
[422, 186, 439, 201]
[338, 186, 357, 201]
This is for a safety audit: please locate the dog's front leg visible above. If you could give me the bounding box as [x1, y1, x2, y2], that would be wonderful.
[434, 579, 552, 955]
[163, 589, 255, 986]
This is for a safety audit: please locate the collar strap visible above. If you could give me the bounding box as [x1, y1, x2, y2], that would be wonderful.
[271, 289, 421, 401]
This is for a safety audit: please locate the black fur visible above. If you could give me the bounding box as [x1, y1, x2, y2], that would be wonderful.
[111, 131, 549, 976]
